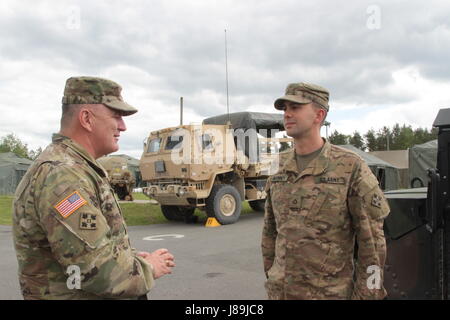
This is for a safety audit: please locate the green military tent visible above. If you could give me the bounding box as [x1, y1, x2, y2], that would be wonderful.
[409, 139, 437, 188]
[0, 152, 33, 195]
[338, 145, 401, 191]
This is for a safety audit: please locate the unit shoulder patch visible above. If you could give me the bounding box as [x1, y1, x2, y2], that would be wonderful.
[371, 193, 383, 208]
[80, 213, 98, 230]
[53, 191, 87, 219]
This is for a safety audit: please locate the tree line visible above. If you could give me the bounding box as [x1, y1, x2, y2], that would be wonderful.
[327, 123, 438, 151]
[0, 133, 42, 160]
[0, 124, 439, 160]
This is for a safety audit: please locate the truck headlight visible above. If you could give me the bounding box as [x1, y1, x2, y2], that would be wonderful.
[177, 188, 186, 197]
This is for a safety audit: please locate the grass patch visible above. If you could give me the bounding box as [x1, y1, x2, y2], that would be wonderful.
[120, 201, 168, 226]
[241, 200, 254, 215]
[131, 192, 149, 200]
[1, 193, 260, 226]
[0, 196, 13, 225]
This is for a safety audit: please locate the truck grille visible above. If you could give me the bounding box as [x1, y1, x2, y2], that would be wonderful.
[152, 179, 184, 189]
[191, 182, 205, 190]
[149, 179, 206, 191]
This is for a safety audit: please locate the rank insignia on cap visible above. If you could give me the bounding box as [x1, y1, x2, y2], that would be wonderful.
[80, 213, 97, 230]
[54, 191, 87, 219]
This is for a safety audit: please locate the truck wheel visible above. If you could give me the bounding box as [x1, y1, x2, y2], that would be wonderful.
[411, 177, 425, 188]
[161, 205, 195, 222]
[206, 185, 241, 225]
[114, 186, 127, 200]
[249, 199, 265, 212]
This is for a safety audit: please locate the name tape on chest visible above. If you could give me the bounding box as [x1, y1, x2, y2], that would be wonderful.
[271, 174, 288, 182]
[319, 177, 346, 185]
[54, 191, 87, 219]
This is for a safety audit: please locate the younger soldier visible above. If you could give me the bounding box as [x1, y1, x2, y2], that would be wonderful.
[262, 82, 389, 299]
[13, 76, 175, 299]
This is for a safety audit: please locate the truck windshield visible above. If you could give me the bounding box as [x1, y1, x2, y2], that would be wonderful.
[165, 135, 184, 150]
[147, 138, 162, 153]
[202, 134, 213, 150]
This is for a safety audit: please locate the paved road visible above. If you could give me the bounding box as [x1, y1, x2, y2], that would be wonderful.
[0, 213, 267, 300]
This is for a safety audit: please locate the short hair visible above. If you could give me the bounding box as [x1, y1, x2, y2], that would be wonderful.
[60, 103, 82, 129]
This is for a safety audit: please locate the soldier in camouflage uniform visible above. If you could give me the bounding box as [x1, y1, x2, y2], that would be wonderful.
[13, 76, 175, 299]
[262, 83, 390, 300]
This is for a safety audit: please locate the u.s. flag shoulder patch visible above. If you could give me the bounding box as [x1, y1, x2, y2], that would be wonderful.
[54, 191, 87, 219]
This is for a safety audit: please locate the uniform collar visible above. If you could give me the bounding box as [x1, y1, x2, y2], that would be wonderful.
[52, 133, 107, 177]
[281, 139, 331, 179]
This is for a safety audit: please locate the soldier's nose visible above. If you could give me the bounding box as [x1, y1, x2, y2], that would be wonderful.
[284, 110, 292, 119]
[117, 117, 127, 131]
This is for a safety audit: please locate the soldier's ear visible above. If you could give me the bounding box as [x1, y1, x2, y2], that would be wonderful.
[314, 107, 326, 124]
[79, 107, 95, 132]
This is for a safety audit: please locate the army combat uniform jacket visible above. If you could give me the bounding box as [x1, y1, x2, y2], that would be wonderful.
[13, 134, 154, 299]
[262, 141, 389, 299]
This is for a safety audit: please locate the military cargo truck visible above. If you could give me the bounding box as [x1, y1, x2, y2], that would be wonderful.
[383, 108, 450, 299]
[139, 112, 291, 224]
[98, 156, 136, 201]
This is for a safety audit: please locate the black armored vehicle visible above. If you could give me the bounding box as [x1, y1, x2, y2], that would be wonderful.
[384, 108, 450, 299]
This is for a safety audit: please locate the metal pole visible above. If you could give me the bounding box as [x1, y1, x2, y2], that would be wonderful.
[180, 96, 183, 125]
[225, 29, 230, 122]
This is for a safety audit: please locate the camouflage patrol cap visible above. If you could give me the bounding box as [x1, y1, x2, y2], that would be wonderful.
[62, 76, 138, 116]
[274, 82, 330, 111]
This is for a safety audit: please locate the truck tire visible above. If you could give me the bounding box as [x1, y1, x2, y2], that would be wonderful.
[411, 177, 425, 188]
[249, 199, 265, 212]
[114, 185, 127, 200]
[206, 184, 241, 225]
[161, 205, 195, 222]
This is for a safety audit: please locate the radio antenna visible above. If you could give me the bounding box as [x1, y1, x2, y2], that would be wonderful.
[224, 29, 230, 124]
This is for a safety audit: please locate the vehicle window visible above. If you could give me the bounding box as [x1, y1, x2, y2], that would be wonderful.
[147, 138, 162, 153]
[202, 134, 213, 150]
[165, 135, 184, 150]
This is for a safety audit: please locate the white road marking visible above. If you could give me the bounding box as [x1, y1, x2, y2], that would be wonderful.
[143, 234, 185, 241]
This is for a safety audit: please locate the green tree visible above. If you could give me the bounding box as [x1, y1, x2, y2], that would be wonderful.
[363, 124, 437, 151]
[375, 126, 391, 150]
[364, 129, 378, 151]
[393, 124, 414, 150]
[349, 131, 364, 150]
[0, 133, 43, 160]
[329, 130, 349, 145]
[0, 133, 31, 159]
[413, 127, 437, 145]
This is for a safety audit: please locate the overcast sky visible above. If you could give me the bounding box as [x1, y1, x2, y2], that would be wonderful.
[1, 0, 450, 159]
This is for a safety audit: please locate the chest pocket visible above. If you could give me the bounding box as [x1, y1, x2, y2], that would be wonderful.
[270, 179, 296, 226]
[300, 187, 347, 231]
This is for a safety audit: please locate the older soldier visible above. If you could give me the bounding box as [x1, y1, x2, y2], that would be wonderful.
[13, 76, 175, 300]
[262, 83, 389, 300]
